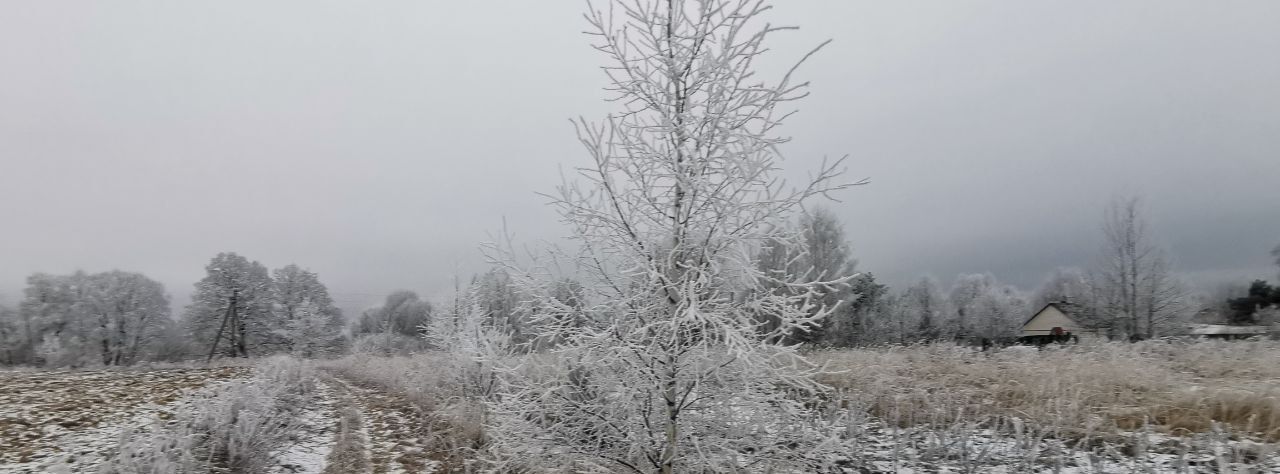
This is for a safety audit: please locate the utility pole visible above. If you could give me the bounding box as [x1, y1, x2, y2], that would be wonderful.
[205, 289, 238, 363]
[231, 293, 247, 357]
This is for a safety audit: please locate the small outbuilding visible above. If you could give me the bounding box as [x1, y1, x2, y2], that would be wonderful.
[1184, 324, 1270, 340]
[1020, 302, 1098, 339]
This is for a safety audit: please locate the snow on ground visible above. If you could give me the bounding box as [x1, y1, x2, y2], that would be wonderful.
[838, 420, 1280, 473]
[12, 362, 1277, 473]
[0, 366, 251, 473]
[325, 371, 439, 474]
[270, 375, 340, 474]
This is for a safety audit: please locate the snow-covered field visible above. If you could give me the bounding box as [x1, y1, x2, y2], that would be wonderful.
[7, 341, 1280, 473]
[0, 360, 449, 474]
[0, 366, 250, 473]
[839, 419, 1280, 473]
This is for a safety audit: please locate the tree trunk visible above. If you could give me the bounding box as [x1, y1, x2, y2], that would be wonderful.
[99, 311, 112, 366]
[114, 314, 128, 365]
[234, 305, 248, 357]
[660, 352, 679, 474]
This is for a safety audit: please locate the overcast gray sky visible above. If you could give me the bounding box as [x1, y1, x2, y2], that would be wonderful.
[2, 1, 1278, 315]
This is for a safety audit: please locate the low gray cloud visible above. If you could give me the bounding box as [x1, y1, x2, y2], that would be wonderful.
[1, 1, 1277, 314]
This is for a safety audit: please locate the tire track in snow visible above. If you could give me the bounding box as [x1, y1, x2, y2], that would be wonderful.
[323, 369, 438, 474]
[271, 374, 341, 474]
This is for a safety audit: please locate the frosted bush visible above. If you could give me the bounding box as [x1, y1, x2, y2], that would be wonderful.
[99, 356, 317, 473]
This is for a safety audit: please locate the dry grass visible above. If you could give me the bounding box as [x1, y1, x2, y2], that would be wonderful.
[814, 339, 1280, 442]
[324, 352, 490, 472]
[98, 357, 320, 473]
[316, 341, 1280, 471]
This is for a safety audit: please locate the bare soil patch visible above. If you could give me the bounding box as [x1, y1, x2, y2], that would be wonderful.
[0, 366, 250, 470]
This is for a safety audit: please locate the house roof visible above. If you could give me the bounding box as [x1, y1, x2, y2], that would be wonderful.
[1022, 301, 1084, 328]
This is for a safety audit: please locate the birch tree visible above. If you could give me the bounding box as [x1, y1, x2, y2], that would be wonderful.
[1096, 197, 1184, 338]
[757, 208, 860, 345]
[484, 0, 854, 471]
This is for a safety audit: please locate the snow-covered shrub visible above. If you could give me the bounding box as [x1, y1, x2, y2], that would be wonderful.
[99, 356, 317, 473]
[277, 300, 348, 358]
[350, 332, 429, 356]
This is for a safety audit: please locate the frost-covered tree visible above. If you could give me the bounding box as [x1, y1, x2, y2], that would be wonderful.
[0, 305, 21, 365]
[271, 264, 345, 355]
[848, 285, 898, 345]
[185, 252, 273, 358]
[969, 284, 1028, 339]
[473, 269, 529, 343]
[530, 277, 591, 350]
[19, 272, 95, 366]
[1140, 253, 1187, 336]
[550, 278, 586, 320]
[895, 276, 950, 342]
[483, 0, 853, 471]
[949, 273, 997, 338]
[757, 208, 861, 345]
[12, 271, 171, 366]
[831, 272, 887, 347]
[354, 290, 431, 337]
[82, 271, 171, 365]
[1095, 197, 1186, 338]
[353, 290, 431, 354]
[1031, 268, 1091, 310]
[4, 287, 42, 365]
[281, 300, 347, 357]
[948, 273, 1029, 339]
[149, 321, 193, 362]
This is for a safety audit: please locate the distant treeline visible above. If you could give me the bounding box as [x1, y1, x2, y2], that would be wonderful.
[2, 209, 1277, 367]
[0, 254, 348, 366]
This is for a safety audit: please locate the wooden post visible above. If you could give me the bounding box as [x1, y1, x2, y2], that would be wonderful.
[230, 293, 246, 357]
[205, 289, 238, 363]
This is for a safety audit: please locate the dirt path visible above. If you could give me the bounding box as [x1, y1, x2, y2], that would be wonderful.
[271, 373, 342, 474]
[322, 370, 439, 474]
[0, 366, 251, 472]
